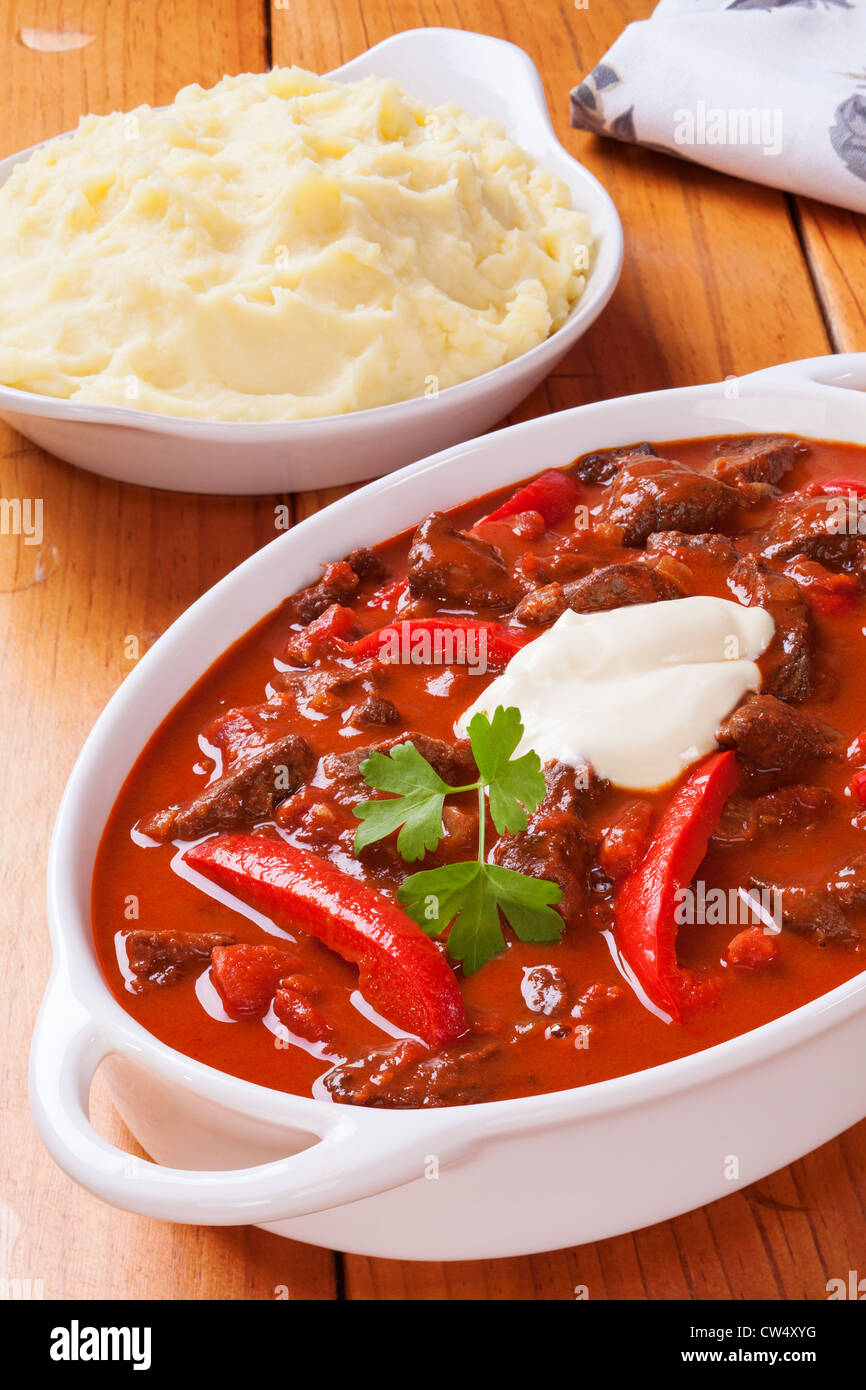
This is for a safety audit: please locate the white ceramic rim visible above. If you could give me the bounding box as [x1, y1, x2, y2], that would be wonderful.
[0, 27, 624, 441]
[32, 352, 866, 1224]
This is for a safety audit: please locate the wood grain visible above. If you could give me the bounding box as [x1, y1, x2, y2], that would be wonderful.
[272, 0, 866, 1301]
[0, 0, 334, 1302]
[794, 199, 866, 352]
[2, 0, 865, 1302]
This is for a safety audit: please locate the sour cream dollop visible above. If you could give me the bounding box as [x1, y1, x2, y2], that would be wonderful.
[458, 595, 775, 792]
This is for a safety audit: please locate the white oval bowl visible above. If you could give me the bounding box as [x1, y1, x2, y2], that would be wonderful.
[32, 352, 866, 1260]
[0, 28, 623, 495]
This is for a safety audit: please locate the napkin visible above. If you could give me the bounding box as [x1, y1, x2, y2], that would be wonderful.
[570, 0, 866, 213]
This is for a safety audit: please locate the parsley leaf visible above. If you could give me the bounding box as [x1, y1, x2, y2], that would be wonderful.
[352, 706, 564, 971]
[483, 863, 564, 944]
[466, 705, 546, 835]
[399, 860, 563, 973]
[353, 742, 456, 863]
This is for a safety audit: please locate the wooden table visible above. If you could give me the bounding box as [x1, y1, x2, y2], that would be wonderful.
[3, 0, 865, 1302]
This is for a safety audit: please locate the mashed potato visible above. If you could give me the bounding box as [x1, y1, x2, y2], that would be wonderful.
[0, 68, 593, 421]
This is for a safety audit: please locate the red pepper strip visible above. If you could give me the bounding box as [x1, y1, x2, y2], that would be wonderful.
[474, 469, 582, 528]
[614, 752, 741, 1023]
[348, 617, 534, 671]
[800, 476, 866, 498]
[184, 835, 468, 1048]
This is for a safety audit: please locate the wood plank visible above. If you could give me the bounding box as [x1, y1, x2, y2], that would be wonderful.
[794, 200, 866, 351]
[341, 1132, 866, 1300]
[272, 0, 866, 1301]
[1, 0, 336, 1300]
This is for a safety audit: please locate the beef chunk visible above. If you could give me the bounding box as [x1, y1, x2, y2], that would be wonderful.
[728, 555, 813, 703]
[573, 441, 657, 486]
[323, 1036, 503, 1108]
[716, 694, 843, 781]
[277, 659, 379, 714]
[321, 733, 477, 807]
[512, 582, 569, 626]
[345, 547, 386, 580]
[290, 549, 387, 624]
[827, 853, 866, 910]
[274, 786, 359, 857]
[490, 759, 597, 925]
[714, 784, 832, 844]
[438, 804, 477, 855]
[595, 457, 740, 547]
[290, 561, 358, 624]
[491, 812, 589, 924]
[513, 559, 685, 625]
[565, 559, 686, 612]
[322, 1039, 429, 1105]
[646, 530, 739, 566]
[710, 436, 801, 489]
[407, 512, 519, 610]
[760, 494, 866, 571]
[123, 929, 234, 991]
[352, 695, 401, 728]
[139, 733, 316, 841]
[540, 758, 603, 815]
[749, 878, 859, 945]
[752, 784, 833, 826]
[380, 733, 477, 786]
[748, 851, 866, 945]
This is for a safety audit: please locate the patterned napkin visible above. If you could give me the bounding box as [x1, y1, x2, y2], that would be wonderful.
[570, 0, 866, 213]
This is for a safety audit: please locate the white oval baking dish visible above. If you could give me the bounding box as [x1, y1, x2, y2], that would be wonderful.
[0, 27, 622, 495]
[31, 353, 866, 1260]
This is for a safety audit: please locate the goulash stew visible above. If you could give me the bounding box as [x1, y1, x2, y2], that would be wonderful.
[93, 436, 866, 1107]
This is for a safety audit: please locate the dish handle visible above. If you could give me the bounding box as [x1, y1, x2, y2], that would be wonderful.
[738, 352, 866, 394]
[30, 975, 472, 1226]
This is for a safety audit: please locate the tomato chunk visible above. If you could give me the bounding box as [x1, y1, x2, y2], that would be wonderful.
[727, 927, 780, 971]
[849, 769, 866, 806]
[287, 603, 356, 664]
[210, 943, 300, 1017]
[274, 985, 333, 1042]
[599, 801, 654, 881]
